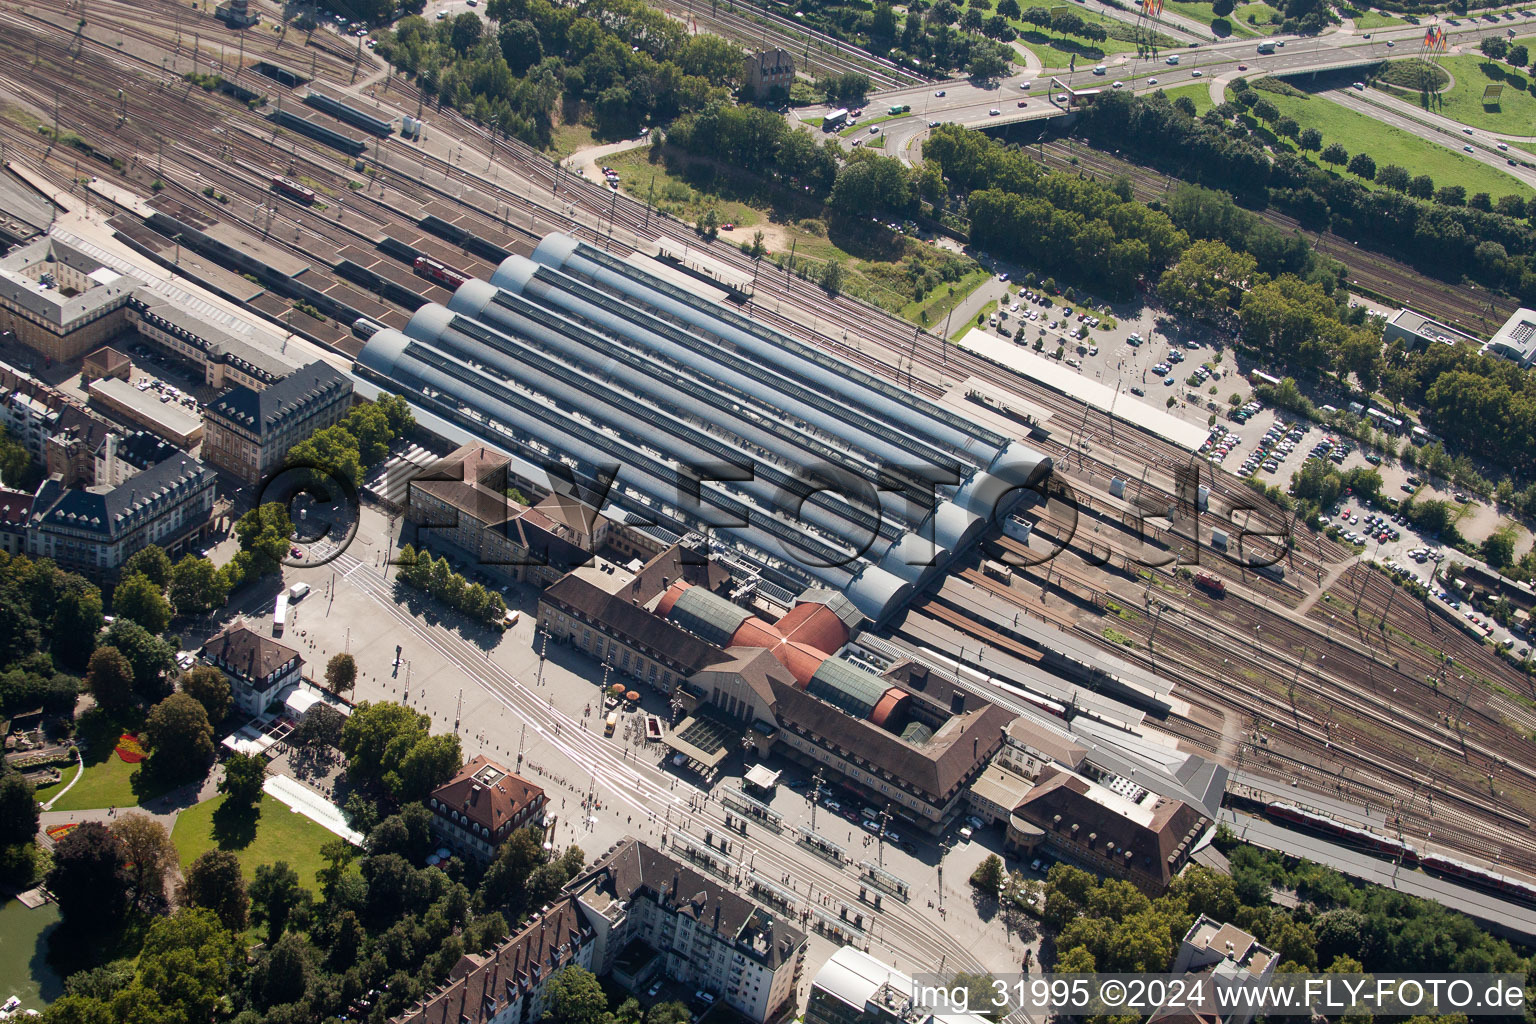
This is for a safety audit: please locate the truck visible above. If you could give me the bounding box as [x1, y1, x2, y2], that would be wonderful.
[273, 593, 289, 634]
[605, 712, 618, 736]
[822, 108, 849, 132]
[1256, 41, 1275, 53]
[887, 103, 911, 115]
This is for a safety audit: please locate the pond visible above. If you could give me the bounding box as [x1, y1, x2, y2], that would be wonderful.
[0, 897, 63, 1011]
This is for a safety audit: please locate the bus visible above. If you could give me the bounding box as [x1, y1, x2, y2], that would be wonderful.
[1256, 41, 1275, 53]
[273, 593, 289, 635]
[822, 108, 849, 132]
[605, 712, 619, 736]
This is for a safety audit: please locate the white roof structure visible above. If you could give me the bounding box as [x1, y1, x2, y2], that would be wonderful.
[954, 329, 1210, 452]
[811, 948, 993, 1024]
[744, 764, 781, 789]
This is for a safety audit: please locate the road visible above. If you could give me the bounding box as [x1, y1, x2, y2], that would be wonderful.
[811, 8, 1536, 178]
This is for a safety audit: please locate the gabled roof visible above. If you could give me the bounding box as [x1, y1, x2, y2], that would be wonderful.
[205, 360, 349, 435]
[429, 755, 544, 837]
[395, 897, 591, 1024]
[542, 573, 729, 675]
[200, 624, 301, 682]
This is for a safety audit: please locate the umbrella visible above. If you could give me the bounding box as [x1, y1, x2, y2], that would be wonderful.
[436, 847, 451, 859]
[610, 683, 626, 695]
[626, 690, 640, 702]
[426, 854, 441, 866]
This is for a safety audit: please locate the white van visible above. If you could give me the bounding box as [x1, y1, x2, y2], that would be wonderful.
[1093, 64, 1108, 75]
[289, 582, 311, 601]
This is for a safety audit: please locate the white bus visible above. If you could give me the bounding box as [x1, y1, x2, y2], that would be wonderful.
[273, 593, 289, 634]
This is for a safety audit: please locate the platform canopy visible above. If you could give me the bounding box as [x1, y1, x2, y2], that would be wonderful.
[662, 715, 731, 769]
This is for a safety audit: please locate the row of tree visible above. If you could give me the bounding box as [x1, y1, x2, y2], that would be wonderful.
[1074, 89, 1536, 301]
[393, 544, 510, 629]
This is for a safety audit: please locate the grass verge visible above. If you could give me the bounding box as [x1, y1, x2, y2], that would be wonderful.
[171, 792, 345, 891]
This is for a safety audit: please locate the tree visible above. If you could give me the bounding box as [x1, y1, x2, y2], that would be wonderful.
[996, 0, 1020, 16]
[1274, 115, 1299, 139]
[1157, 239, 1256, 324]
[169, 555, 227, 614]
[1509, 43, 1528, 67]
[1299, 127, 1322, 151]
[316, 838, 356, 897]
[112, 572, 172, 635]
[1321, 142, 1348, 165]
[967, 41, 1011, 80]
[1480, 35, 1508, 60]
[450, 11, 483, 52]
[325, 652, 357, 696]
[179, 849, 249, 931]
[647, 1001, 691, 1024]
[1347, 152, 1375, 180]
[234, 503, 295, 578]
[104, 619, 175, 702]
[819, 257, 845, 295]
[948, 974, 1002, 1019]
[143, 693, 214, 781]
[48, 821, 127, 925]
[1483, 526, 1517, 569]
[1407, 174, 1434, 198]
[970, 853, 1005, 893]
[250, 860, 305, 944]
[341, 701, 431, 789]
[1435, 184, 1466, 206]
[1212, 0, 1234, 14]
[0, 770, 38, 846]
[367, 802, 436, 861]
[219, 751, 267, 807]
[111, 908, 236, 1024]
[110, 812, 178, 912]
[179, 665, 230, 724]
[396, 731, 463, 802]
[86, 646, 134, 710]
[122, 546, 172, 589]
[1376, 163, 1410, 191]
[51, 585, 102, 670]
[544, 965, 609, 1024]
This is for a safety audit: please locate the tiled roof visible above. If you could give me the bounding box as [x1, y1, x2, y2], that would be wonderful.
[200, 624, 301, 682]
[429, 755, 545, 837]
[542, 573, 728, 675]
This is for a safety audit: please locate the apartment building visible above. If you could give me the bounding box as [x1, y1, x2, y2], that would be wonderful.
[200, 624, 304, 716]
[567, 838, 807, 1024]
[427, 755, 547, 863]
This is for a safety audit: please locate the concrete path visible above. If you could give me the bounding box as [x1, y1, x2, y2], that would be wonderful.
[566, 136, 653, 183]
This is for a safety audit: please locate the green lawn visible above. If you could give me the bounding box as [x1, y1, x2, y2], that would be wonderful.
[32, 708, 170, 812]
[1156, 81, 1216, 114]
[1008, 0, 1178, 66]
[1341, 6, 1407, 29]
[170, 793, 344, 891]
[1260, 89, 1527, 201]
[1414, 50, 1536, 133]
[604, 144, 983, 317]
[1162, 0, 1280, 38]
[549, 123, 597, 160]
[900, 267, 992, 328]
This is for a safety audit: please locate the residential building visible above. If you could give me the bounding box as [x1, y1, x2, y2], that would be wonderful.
[1161, 915, 1278, 1024]
[1381, 308, 1479, 353]
[201, 360, 352, 483]
[0, 237, 135, 362]
[427, 755, 547, 862]
[199, 624, 304, 716]
[0, 488, 32, 555]
[126, 292, 301, 391]
[1485, 307, 1536, 368]
[394, 898, 594, 1024]
[1004, 765, 1210, 893]
[743, 48, 795, 96]
[567, 838, 807, 1024]
[26, 452, 215, 577]
[806, 947, 992, 1024]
